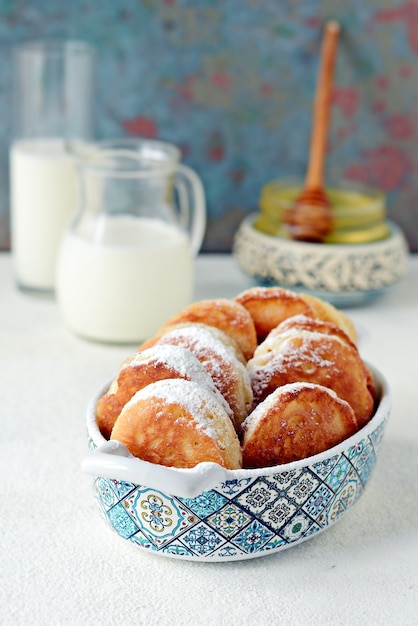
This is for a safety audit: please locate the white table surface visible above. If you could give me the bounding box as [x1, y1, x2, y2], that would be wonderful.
[1, 251, 417, 626]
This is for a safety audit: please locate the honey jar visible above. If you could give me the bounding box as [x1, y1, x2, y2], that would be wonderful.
[255, 180, 391, 244]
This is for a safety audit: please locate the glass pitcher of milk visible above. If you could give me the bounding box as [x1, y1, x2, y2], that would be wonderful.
[56, 139, 206, 343]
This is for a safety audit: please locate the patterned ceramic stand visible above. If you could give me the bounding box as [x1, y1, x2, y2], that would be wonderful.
[233, 215, 408, 306]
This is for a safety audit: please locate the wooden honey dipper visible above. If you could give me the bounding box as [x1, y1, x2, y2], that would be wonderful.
[284, 20, 340, 242]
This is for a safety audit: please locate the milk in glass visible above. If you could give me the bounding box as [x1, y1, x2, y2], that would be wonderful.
[11, 139, 77, 291]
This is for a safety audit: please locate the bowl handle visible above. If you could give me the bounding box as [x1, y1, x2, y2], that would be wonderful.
[81, 441, 230, 499]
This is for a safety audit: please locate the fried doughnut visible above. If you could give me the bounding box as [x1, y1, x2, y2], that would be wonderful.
[140, 322, 246, 365]
[96, 344, 236, 439]
[242, 382, 358, 468]
[299, 293, 358, 344]
[236, 287, 315, 342]
[247, 328, 374, 427]
[271, 314, 356, 348]
[138, 324, 253, 429]
[157, 298, 258, 361]
[276, 312, 374, 401]
[111, 379, 242, 469]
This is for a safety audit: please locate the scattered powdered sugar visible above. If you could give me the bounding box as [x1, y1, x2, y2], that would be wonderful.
[248, 328, 344, 397]
[248, 329, 334, 371]
[126, 378, 229, 442]
[242, 381, 342, 436]
[127, 330, 252, 426]
[159, 324, 238, 361]
[157, 324, 251, 393]
[254, 328, 340, 366]
[237, 286, 289, 300]
[209, 299, 249, 328]
[129, 344, 212, 384]
[275, 380, 341, 400]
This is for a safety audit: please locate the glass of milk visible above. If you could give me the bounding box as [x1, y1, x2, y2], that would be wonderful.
[56, 139, 206, 344]
[10, 39, 95, 294]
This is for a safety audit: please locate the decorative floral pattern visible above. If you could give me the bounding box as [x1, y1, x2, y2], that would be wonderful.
[91, 416, 387, 561]
[233, 215, 408, 305]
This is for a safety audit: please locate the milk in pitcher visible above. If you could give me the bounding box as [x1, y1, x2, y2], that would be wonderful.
[56, 215, 192, 343]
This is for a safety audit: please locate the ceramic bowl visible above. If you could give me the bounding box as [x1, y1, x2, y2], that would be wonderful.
[82, 364, 390, 562]
[232, 214, 408, 306]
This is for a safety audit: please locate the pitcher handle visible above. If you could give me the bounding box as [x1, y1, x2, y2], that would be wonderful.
[175, 164, 206, 257]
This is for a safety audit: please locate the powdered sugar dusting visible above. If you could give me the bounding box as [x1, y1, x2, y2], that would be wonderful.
[127, 378, 229, 442]
[237, 286, 292, 301]
[254, 328, 343, 362]
[129, 344, 212, 386]
[127, 344, 236, 421]
[248, 329, 343, 397]
[242, 381, 343, 438]
[158, 324, 238, 363]
[156, 324, 252, 402]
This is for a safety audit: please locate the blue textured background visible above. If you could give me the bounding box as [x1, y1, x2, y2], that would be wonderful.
[1, 0, 418, 252]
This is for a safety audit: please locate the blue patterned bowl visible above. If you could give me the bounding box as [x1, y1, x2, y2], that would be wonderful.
[82, 364, 390, 561]
[233, 214, 408, 306]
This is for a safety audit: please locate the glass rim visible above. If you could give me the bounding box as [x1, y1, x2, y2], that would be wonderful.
[261, 178, 385, 200]
[13, 38, 95, 58]
[95, 138, 180, 160]
[71, 141, 180, 178]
